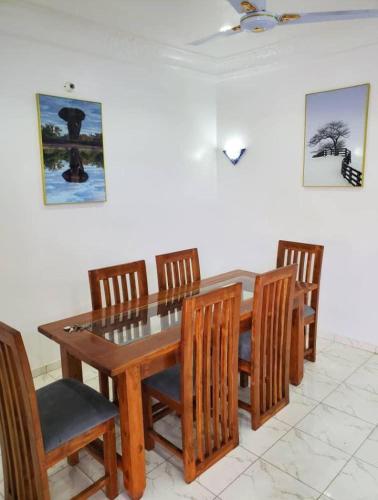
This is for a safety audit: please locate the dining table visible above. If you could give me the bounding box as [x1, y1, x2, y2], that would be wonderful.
[38, 269, 316, 500]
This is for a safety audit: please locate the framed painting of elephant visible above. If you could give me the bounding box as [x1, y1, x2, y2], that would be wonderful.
[36, 94, 107, 204]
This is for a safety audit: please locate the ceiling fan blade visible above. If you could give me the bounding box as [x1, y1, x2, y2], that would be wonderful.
[226, 0, 266, 15]
[278, 9, 378, 26]
[190, 27, 240, 46]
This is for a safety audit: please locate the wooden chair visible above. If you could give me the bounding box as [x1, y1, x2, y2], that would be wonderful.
[277, 240, 324, 362]
[142, 283, 242, 483]
[238, 265, 296, 430]
[155, 248, 200, 291]
[0, 322, 118, 500]
[88, 260, 149, 400]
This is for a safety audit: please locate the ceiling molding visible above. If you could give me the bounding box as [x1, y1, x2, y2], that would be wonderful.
[1, 1, 378, 80]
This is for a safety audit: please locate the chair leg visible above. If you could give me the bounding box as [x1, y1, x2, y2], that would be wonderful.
[250, 378, 262, 431]
[306, 322, 317, 362]
[142, 392, 155, 451]
[99, 372, 110, 400]
[240, 372, 249, 388]
[104, 422, 118, 500]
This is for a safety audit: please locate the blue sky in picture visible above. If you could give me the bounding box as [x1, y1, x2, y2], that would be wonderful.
[38, 94, 102, 135]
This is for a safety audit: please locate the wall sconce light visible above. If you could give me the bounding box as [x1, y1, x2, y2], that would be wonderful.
[223, 139, 247, 166]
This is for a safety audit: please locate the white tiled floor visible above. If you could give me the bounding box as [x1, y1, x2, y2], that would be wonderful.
[1, 342, 378, 499]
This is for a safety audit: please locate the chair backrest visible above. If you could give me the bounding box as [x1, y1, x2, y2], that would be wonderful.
[180, 283, 241, 480]
[0, 322, 49, 500]
[277, 240, 324, 285]
[277, 240, 324, 311]
[251, 265, 296, 426]
[155, 248, 200, 291]
[88, 260, 149, 310]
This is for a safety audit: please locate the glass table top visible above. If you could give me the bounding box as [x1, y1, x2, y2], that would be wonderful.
[80, 275, 255, 347]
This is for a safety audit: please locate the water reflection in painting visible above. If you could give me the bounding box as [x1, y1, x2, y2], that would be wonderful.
[37, 94, 107, 204]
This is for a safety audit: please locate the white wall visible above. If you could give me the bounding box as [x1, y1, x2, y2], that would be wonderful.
[217, 46, 378, 347]
[0, 33, 217, 369]
[2, 19, 378, 372]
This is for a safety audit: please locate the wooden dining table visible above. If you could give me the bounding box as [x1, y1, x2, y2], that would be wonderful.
[38, 269, 316, 500]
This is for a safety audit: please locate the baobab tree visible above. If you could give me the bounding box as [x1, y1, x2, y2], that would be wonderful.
[309, 120, 350, 156]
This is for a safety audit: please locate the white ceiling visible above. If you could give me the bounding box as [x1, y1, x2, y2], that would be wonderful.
[3, 0, 378, 76]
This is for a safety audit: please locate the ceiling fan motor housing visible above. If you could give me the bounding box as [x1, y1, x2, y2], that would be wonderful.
[241, 12, 278, 32]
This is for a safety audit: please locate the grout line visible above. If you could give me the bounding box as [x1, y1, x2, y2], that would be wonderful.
[350, 423, 378, 470]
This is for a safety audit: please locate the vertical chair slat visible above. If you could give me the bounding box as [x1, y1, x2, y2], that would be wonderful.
[274, 279, 283, 404]
[195, 309, 204, 463]
[173, 261, 180, 288]
[112, 276, 121, 304]
[184, 259, 192, 284]
[129, 272, 137, 299]
[121, 274, 129, 302]
[6, 346, 34, 498]
[220, 302, 228, 444]
[212, 301, 221, 451]
[166, 263, 174, 289]
[203, 306, 212, 457]
[0, 345, 16, 498]
[103, 278, 112, 307]
[179, 260, 186, 286]
[2, 345, 25, 499]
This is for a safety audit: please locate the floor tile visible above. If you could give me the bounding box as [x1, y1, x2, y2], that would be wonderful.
[317, 337, 334, 353]
[323, 383, 378, 425]
[296, 403, 374, 454]
[219, 459, 319, 500]
[323, 343, 372, 365]
[49, 466, 94, 499]
[275, 391, 318, 427]
[197, 445, 258, 495]
[291, 370, 339, 402]
[346, 362, 378, 395]
[239, 413, 291, 456]
[324, 457, 378, 500]
[355, 426, 378, 468]
[366, 354, 378, 367]
[263, 429, 349, 492]
[305, 351, 361, 382]
[48, 367, 63, 379]
[144, 461, 215, 499]
[33, 372, 56, 389]
[153, 417, 183, 450]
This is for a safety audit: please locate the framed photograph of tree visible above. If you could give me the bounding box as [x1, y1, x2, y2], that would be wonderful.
[303, 84, 370, 187]
[36, 94, 107, 204]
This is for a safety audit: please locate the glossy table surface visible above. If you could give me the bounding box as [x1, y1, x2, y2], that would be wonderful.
[38, 270, 258, 377]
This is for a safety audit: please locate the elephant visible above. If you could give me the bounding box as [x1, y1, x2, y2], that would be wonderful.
[62, 147, 88, 183]
[58, 107, 86, 140]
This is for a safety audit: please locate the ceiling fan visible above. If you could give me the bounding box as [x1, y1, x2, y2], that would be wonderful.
[191, 0, 378, 45]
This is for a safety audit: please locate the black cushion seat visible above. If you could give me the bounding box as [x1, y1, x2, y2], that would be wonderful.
[143, 364, 181, 402]
[238, 331, 251, 362]
[304, 304, 315, 317]
[37, 378, 118, 453]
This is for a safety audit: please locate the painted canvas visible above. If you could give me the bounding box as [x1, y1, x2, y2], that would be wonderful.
[37, 94, 106, 204]
[303, 84, 369, 187]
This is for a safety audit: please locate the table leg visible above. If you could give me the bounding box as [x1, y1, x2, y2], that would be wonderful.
[290, 297, 304, 386]
[60, 347, 83, 465]
[117, 366, 146, 500]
